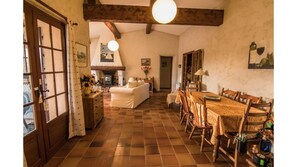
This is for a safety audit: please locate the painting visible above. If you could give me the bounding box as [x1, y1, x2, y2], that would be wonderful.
[141, 58, 151, 66]
[76, 43, 88, 67]
[100, 43, 114, 62]
[248, 41, 274, 69]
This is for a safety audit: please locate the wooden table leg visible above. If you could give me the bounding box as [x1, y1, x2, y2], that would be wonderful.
[212, 135, 221, 162]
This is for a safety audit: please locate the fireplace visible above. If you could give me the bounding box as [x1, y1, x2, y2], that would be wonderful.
[102, 70, 116, 86]
[104, 75, 112, 86]
[91, 66, 125, 87]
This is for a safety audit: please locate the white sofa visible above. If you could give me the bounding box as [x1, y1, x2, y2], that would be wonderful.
[109, 83, 150, 108]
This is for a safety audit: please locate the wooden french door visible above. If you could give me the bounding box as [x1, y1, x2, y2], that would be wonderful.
[23, 3, 69, 167]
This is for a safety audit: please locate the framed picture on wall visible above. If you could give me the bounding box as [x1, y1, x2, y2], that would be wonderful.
[248, 41, 274, 69]
[141, 58, 151, 66]
[100, 43, 114, 62]
[76, 43, 88, 67]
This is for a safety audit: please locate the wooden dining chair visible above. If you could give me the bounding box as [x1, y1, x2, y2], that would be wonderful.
[186, 81, 201, 92]
[219, 99, 273, 167]
[188, 94, 212, 152]
[237, 93, 262, 104]
[226, 95, 266, 148]
[257, 98, 274, 119]
[178, 90, 192, 132]
[221, 88, 240, 100]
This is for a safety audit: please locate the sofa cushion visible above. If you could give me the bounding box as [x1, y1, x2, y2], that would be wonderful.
[127, 81, 138, 88]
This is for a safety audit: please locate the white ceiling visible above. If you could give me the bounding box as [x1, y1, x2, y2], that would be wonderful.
[89, 0, 225, 38]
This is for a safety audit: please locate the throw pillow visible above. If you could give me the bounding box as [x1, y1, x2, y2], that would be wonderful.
[138, 80, 145, 86]
[128, 77, 136, 82]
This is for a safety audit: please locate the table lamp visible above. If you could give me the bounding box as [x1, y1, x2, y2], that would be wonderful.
[194, 68, 209, 91]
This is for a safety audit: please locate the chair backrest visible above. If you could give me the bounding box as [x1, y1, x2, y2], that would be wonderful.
[252, 98, 274, 119]
[221, 88, 240, 100]
[186, 81, 201, 92]
[238, 99, 272, 135]
[178, 90, 190, 114]
[189, 94, 208, 127]
[237, 93, 262, 104]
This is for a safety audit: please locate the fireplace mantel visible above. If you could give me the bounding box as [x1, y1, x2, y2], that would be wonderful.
[91, 66, 126, 71]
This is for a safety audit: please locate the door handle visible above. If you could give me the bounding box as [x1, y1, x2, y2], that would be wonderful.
[38, 79, 49, 93]
[41, 89, 49, 93]
[34, 87, 43, 103]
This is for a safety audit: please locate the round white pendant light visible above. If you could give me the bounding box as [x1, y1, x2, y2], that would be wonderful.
[107, 40, 119, 51]
[152, 0, 177, 24]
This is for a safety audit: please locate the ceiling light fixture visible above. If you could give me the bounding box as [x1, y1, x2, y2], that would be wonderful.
[107, 40, 119, 51]
[152, 0, 177, 24]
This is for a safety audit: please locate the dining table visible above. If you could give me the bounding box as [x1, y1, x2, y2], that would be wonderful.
[177, 91, 267, 162]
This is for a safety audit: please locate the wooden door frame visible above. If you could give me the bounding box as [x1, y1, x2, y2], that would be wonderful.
[159, 56, 173, 89]
[24, 3, 47, 167]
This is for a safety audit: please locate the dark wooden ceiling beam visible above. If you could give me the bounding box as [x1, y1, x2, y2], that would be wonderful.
[93, 0, 121, 39]
[83, 4, 224, 26]
[146, 0, 155, 34]
[146, 24, 152, 34]
[86, 0, 97, 5]
[104, 22, 121, 39]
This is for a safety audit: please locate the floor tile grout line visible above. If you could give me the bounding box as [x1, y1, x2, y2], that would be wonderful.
[46, 92, 235, 166]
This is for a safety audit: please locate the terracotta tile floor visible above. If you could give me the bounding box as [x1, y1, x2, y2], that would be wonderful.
[45, 92, 249, 167]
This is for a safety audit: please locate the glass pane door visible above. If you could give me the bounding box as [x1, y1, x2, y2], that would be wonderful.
[37, 19, 67, 123]
[36, 16, 68, 159]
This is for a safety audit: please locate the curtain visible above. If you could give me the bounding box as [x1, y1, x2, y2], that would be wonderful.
[67, 20, 86, 138]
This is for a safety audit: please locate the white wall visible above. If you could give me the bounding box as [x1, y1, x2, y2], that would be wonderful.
[178, 0, 274, 99]
[117, 29, 179, 91]
[90, 37, 99, 65]
[90, 39, 123, 66]
[90, 23, 123, 67]
[89, 27, 180, 91]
